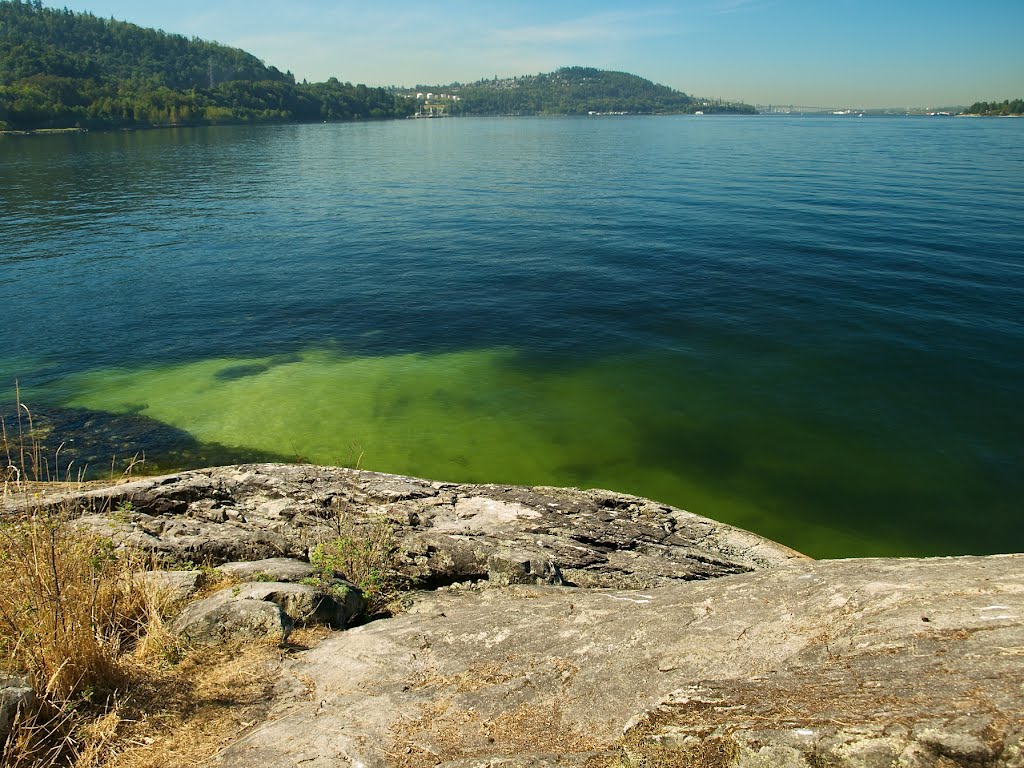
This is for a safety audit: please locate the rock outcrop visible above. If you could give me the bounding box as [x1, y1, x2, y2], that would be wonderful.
[6, 464, 1022, 766]
[54, 464, 807, 588]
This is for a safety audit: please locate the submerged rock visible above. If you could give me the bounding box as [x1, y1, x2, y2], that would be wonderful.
[0, 404, 291, 481]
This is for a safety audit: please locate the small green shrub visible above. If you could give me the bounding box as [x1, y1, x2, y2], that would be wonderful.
[309, 513, 405, 616]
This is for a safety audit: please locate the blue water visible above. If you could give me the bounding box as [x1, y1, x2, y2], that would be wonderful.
[2, 116, 1022, 558]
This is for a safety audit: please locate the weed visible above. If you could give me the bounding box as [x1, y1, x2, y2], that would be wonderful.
[1, 383, 89, 488]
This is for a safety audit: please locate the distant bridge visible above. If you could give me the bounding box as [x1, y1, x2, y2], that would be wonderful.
[757, 105, 869, 114]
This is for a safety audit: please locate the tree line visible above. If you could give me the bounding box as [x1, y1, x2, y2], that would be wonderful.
[964, 99, 1024, 116]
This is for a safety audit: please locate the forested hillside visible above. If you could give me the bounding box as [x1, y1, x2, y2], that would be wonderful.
[0, 0, 413, 129]
[421, 67, 754, 116]
[0, 1, 753, 130]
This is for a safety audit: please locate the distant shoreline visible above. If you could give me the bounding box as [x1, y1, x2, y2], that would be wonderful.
[5, 113, 1022, 138]
[0, 113, 741, 137]
[0, 127, 90, 137]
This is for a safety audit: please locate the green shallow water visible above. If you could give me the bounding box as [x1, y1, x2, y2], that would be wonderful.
[39, 345, 960, 558]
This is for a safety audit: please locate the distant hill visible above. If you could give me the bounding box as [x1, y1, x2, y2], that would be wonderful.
[0, 1, 753, 131]
[418, 67, 755, 116]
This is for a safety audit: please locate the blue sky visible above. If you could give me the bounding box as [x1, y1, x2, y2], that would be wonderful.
[55, 0, 1023, 107]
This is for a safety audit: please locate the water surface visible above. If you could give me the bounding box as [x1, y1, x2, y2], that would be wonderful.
[2, 116, 1022, 558]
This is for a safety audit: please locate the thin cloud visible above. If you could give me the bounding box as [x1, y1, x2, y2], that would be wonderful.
[710, 0, 774, 14]
[493, 9, 679, 45]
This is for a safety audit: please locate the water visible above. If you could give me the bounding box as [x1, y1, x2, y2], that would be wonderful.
[2, 116, 1022, 558]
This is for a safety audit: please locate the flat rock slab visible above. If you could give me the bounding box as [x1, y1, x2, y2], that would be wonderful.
[36, 463, 806, 589]
[213, 554, 1024, 767]
[10, 464, 1021, 765]
[217, 557, 316, 583]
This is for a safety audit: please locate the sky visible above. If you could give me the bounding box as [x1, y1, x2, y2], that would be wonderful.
[53, 0, 1024, 107]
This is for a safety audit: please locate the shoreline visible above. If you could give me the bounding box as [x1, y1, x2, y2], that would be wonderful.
[6, 113, 1022, 138]
[0, 127, 89, 136]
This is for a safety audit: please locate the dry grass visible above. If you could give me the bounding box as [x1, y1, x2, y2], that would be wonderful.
[100, 643, 282, 768]
[0, 500, 192, 767]
[389, 657, 607, 766]
[0, 394, 287, 767]
[0, 510, 152, 701]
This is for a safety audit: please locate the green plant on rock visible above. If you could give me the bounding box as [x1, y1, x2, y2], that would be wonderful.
[310, 513, 405, 616]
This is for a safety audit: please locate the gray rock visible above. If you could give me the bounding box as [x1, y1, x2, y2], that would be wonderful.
[171, 591, 293, 645]
[135, 569, 203, 602]
[999, 728, 1024, 768]
[29, 464, 806, 589]
[485, 548, 562, 586]
[211, 554, 1024, 767]
[733, 743, 811, 768]
[9, 464, 1022, 766]
[232, 582, 365, 628]
[0, 674, 35, 745]
[217, 557, 316, 583]
[436, 757, 602, 767]
[170, 579, 365, 645]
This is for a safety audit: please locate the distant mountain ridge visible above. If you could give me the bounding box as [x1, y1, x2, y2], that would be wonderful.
[0, 0, 753, 130]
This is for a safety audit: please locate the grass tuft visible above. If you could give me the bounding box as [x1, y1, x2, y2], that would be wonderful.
[0, 510, 144, 700]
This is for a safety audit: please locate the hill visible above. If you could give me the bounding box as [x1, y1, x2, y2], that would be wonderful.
[0, 0, 414, 129]
[418, 66, 755, 116]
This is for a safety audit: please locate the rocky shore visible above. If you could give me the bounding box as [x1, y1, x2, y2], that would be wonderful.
[4, 463, 1022, 766]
